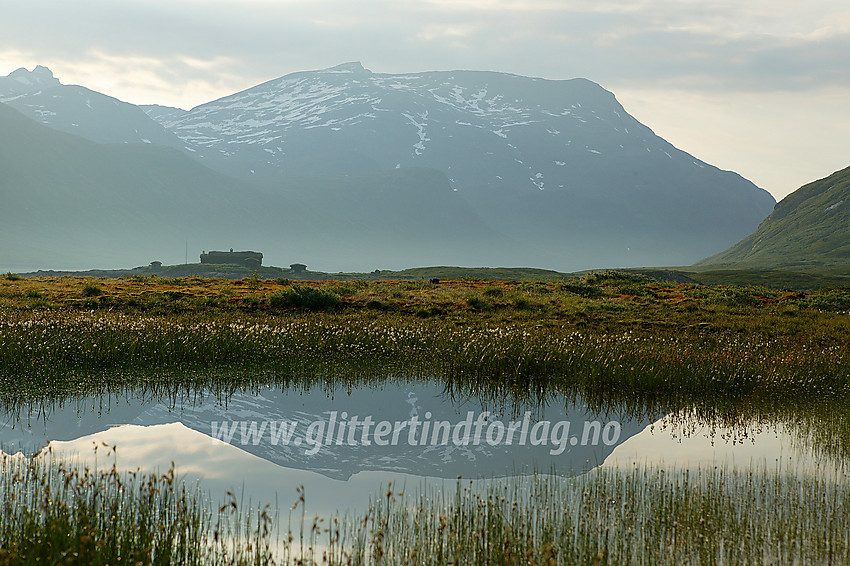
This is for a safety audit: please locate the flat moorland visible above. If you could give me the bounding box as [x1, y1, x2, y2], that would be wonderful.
[3, 270, 850, 321]
[1, 271, 849, 405]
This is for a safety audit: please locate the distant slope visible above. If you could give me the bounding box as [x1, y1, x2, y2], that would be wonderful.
[697, 165, 850, 270]
[0, 102, 311, 270]
[144, 62, 776, 268]
[0, 66, 189, 150]
[0, 103, 497, 272]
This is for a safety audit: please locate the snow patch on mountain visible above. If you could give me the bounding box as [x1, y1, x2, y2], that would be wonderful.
[402, 111, 430, 155]
[136, 63, 685, 196]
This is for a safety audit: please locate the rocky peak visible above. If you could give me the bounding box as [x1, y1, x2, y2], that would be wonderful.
[9, 65, 60, 86]
[1, 65, 61, 99]
[322, 61, 370, 74]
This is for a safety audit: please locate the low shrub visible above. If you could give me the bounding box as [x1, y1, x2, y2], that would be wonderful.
[583, 270, 647, 284]
[720, 287, 763, 307]
[158, 277, 186, 286]
[483, 286, 504, 297]
[246, 271, 262, 291]
[366, 299, 391, 311]
[328, 281, 364, 296]
[24, 288, 43, 299]
[519, 281, 552, 294]
[81, 284, 103, 297]
[511, 294, 534, 310]
[269, 285, 341, 311]
[805, 288, 850, 312]
[559, 282, 602, 298]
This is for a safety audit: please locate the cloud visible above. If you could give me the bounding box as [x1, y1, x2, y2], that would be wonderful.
[3, 0, 850, 101]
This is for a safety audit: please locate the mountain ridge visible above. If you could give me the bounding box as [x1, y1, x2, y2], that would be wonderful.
[697, 164, 850, 270]
[140, 62, 775, 268]
[0, 66, 189, 149]
[2, 64, 776, 271]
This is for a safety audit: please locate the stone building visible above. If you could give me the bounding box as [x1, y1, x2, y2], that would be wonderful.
[200, 250, 263, 268]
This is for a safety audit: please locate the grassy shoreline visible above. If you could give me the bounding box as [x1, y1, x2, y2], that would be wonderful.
[3, 269, 849, 414]
[2, 272, 849, 402]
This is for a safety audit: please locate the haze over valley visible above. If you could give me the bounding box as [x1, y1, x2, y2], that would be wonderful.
[1, 64, 776, 273]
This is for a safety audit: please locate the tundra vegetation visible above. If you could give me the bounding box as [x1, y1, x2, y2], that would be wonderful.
[1, 272, 849, 564]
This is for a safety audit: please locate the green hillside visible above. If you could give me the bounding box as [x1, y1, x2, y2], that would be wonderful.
[698, 164, 850, 270]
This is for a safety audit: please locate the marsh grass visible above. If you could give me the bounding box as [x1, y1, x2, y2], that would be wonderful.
[4, 445, 848, 566]
[341, 466, 850, 565]
[0, 448, 275, 566]
[1, 304, 849, 407]
[1, 275, 849, 424]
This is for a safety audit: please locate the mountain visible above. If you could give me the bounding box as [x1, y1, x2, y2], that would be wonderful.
[141, 62, 775, 268]
[0, 65, 60, 96]
[2, 64, 776, 271]
[0, 66, 189, 149]
[0, 102, 496, 272]
[697, 165, 850, 270]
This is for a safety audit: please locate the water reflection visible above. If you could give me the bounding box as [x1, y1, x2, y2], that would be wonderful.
[2, 379, 849, 520]
[604, 409, 848, 477]
[1, 382, 652, 480]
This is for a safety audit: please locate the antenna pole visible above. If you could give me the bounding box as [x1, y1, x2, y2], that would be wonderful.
[185, 240, 188, 265]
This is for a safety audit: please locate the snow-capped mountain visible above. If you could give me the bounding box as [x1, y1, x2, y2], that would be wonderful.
[1, 63, 777, 270]
[143, 62, 775, 267]
[0, 66, 187, 149]
[145, 62, 701, 192]
[0, 65, 60, 96]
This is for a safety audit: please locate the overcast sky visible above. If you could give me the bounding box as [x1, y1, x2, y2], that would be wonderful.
[2, 0, 849, 200]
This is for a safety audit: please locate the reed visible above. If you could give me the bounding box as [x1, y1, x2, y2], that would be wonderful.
[339, 466, 850, 565]
[0, 447, 274, 566]
[4, 447, 848, 565]
[1, 307, 848, 407]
